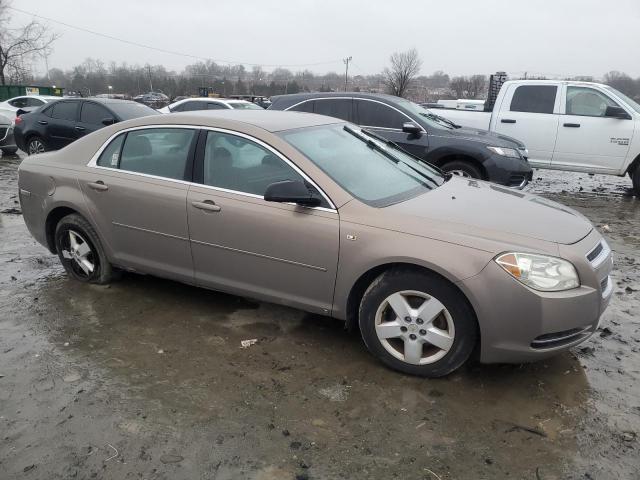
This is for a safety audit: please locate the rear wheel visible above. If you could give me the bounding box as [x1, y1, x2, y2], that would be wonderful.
[441, 160, 482, 179]
[632, 164, 640, 197]
[27, 136, 47, 155]
[54, 214, 113, 284]
[358, 268, 477, 377]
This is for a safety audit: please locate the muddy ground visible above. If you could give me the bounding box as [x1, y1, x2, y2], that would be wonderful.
[1, 154, 638, 480]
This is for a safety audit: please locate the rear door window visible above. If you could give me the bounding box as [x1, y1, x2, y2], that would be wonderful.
[314, 99, 352, 122]
[50, 101, 79, 121]
[356, 100, 407, 129]
[180, 101, 207, 112]
[80, 102, 112, 125]
[510, 85, 557, 114]
[97, 134, 125, 168]
[117, 128, 196, 180]
[207, 102, 226, 110]
[289, 100, 315, 113]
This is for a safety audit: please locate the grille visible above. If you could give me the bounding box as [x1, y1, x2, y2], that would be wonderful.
[587, 242, 603, 262]
[600, 276, 609, 291]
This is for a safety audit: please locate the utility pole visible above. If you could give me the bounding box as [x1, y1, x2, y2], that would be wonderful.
[147, 65, 153, 91]
[343, 56, 352, 92]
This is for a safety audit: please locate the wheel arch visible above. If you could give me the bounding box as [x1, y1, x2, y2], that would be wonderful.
[344, 262, 480, 340]
[432, 153, 488, 179]
[625, 152, 640, 176]
[45, 205, 83, 253]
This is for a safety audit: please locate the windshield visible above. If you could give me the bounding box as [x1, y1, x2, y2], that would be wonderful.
[603, 85, 640, 114]
[230, 102, 263, 110]
[110, 102, 160, 120]
[279, 123, 445, 207]
[396, 99, 460, 129]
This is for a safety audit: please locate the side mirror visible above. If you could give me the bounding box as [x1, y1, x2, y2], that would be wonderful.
[604, 105, 631, 120]
[264, 180, 321, 207]
[402, 122, 422, 135]
[102, 117, 116, 126]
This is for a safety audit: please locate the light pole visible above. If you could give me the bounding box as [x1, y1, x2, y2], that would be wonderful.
[108, 85, 113, 98]
[343, 56, 352, 92]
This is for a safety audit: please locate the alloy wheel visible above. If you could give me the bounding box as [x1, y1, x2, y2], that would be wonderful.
[448, 169, 471, 178]
[28, 139, 45, 155]
[374, 290, 455, 365]
[61, 230, 96, 277]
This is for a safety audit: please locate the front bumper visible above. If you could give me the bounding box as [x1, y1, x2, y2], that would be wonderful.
[0, 125, 16, 149]
[484, 153, 533, 189]
[458, 229, 613, 364]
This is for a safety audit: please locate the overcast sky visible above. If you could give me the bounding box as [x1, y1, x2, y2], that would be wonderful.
[9, 0, 640, 78]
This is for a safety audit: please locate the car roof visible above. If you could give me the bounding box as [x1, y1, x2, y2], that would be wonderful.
[271, 91, 406, 106]
[170, 97, 252, 105]
[47, 97, 141, 106]
[118, 109, 343, 132]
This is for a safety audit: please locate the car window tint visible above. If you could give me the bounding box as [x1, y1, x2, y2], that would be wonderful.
[9, 98, 27, 108]
[50, 101, 78, 121]
[181, 101, 207, 112]
[356, 100, 406, 129]
[566, 86, 619, 117]
[25, 98, 45, 107]
[510, 85, 557, 114]
[203, 131, 306, 196]
[314, 99, 352, 121]
[97, 134, 125, 168]
[290, 100, 314, 113]
[207, 102, 226, 110]
[80, 102, 111, 125]
[119, 128, 195, 180]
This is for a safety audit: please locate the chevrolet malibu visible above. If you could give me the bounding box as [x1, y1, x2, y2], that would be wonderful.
[18, 111, 613, 377]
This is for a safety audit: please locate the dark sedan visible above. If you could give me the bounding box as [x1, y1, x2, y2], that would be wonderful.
[14, 98, 159, 155]
[269, 92, 533, 187]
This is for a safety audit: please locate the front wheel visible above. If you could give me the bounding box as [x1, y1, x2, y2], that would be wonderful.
[54, 214, 114, 284]
[359, 268, 478, 377]
[441, 160, 482, 179]
[27, 136, 47, 155]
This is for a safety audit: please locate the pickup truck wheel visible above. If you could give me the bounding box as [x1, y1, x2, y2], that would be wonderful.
[441, 160, 482, 179]
[358, 268, 477, 377]
[632, 165, 640, 196]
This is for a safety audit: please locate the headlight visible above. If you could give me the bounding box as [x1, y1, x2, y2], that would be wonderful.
[487, 146, 521, 158]
[495, 252, 580, 292]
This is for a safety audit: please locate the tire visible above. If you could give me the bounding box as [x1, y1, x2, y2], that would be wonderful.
[358, 268, 477, 377]
[54, 213, 113, 284]
[26, 136, 47, 155]
[441, 160, 482, 179]
[1, 147, 18, 156]
[632, 165, 640, 197]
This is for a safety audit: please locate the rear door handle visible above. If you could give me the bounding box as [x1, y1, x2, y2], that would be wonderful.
[75, 126, 86, 131]
[501, 119, 516, 124]
[87, 181, 108, 191]
[563, 123, 580, 128]
[191, 200, 221, 212]
[38, 120, 48, 125]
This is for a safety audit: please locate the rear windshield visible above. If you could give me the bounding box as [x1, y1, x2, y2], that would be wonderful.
[279, 123, 444, 207]
[109, 102, 160, 120]
[229, 102, 263, 110]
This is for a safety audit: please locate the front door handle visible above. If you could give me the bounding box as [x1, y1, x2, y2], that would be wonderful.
[563, 123, 580, 128]
[75, 126, 86, 131]
[87, 181, 108, 191]
[38, 120, 48, 125]
[501, 119, 516, 124]
[191, 200, 221, 212]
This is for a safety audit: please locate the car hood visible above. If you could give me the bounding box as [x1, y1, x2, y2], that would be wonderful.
[374, 178, 592, 249]
[435, 126, 525, 149]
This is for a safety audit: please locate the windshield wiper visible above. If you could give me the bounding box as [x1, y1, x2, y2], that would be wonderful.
[343, 125, 440, 186]
[422, 112, 461, 129]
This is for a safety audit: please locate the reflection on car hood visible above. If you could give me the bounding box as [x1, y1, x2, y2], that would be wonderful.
[384, 177, 592, 246]
[436, 126, 525, 149]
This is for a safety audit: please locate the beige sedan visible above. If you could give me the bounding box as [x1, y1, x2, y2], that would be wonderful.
[18, 110, 613, 376]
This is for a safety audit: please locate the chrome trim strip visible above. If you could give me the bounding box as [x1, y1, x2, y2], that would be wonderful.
[85, 124, 337, 213]
[531, 327, 591, 345]
[587, 240, 612, 269]
[191, 239, 327, 272]
[601, 275, 613, 299]
[112, 222, 188, 241]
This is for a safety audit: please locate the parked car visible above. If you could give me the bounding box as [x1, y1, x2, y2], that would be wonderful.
[427, 80, 640, 194]
[14, 98, 159, 155]
[269, 93, 533, 188]
[0, 113, 17, 156]
[0, 95, 61, 119]
[229, 95, 272, 109]
[133, 91, 170, 109]
[157, 97, 264, 113]
[17, 110, 612, 377]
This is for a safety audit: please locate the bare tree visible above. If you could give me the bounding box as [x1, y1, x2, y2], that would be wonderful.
[0, 1, 58, 85]
[383, 48, 422, 98]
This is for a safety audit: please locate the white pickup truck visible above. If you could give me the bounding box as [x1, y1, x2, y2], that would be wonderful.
[429, 80, 640, 194]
